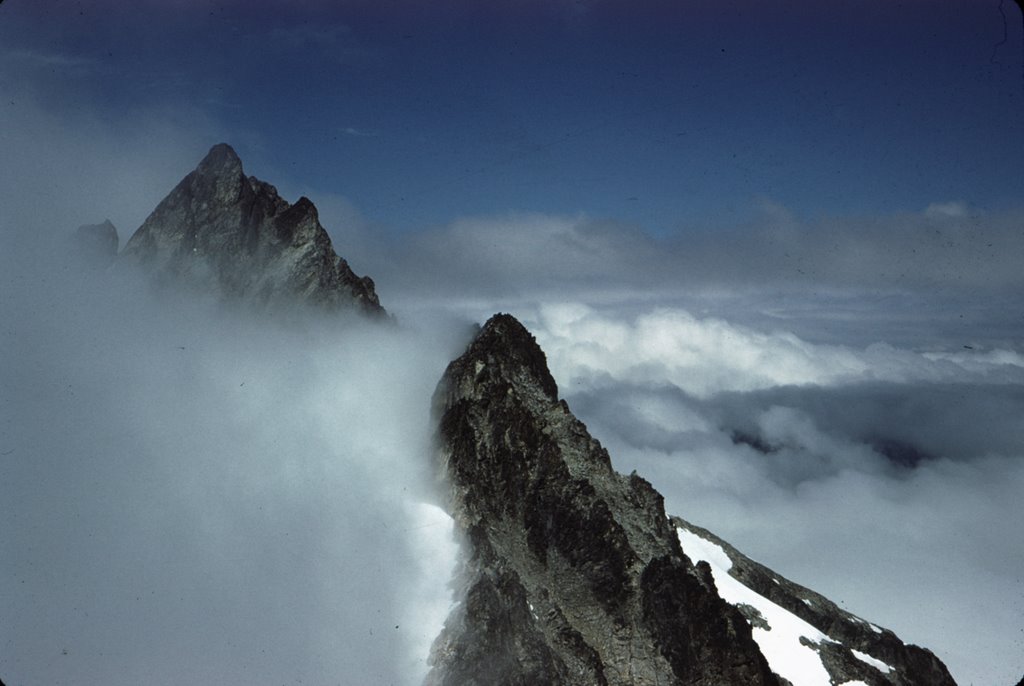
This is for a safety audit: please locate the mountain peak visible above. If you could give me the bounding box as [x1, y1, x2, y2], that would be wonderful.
[196, 143, 243, 176]
[120, 144, 384, 315]
[441, 313, 558, 406]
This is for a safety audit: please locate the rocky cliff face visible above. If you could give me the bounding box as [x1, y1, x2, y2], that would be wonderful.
[120, 144, 383, 315]
[428, 313, 957, 686]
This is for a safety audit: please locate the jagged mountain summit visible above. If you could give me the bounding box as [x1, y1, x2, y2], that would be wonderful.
[120, 143, 383, 314]
[428, 313, 956, 686]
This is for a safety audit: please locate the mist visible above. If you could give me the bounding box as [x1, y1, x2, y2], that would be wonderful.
[0, 245, 465, 685]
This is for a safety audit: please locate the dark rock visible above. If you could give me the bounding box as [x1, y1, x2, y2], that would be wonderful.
[428, 313, 778, 685]
[120, 143, 383, 315]
[72, 219, 119, 266]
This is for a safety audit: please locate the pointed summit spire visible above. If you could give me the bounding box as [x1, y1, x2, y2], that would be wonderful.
[120, 144, 384, 314]
[457, 313, 559, 400]
[195, 143, 244, 178]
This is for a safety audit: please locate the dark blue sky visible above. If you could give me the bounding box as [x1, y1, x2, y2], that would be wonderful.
[2, 0, 1022, 234]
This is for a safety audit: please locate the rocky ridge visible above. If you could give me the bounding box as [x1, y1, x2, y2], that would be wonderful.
[428, 313, 957, 686]
[119, 144, 383, 314]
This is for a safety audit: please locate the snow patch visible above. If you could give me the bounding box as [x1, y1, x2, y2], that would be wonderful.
[678, 528, 733, 571]
[677, 527, 833, 686]
[851, 648, 893, 674]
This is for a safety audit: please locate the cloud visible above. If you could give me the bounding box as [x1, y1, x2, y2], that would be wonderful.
[0, 57, 227, 247]
[354, 202, 1024, 355]
[0, 250, 467, 686]
[367, 201, 1024, 298]
[342, 126, 379, 137]
[4, 48, 99, 72]
[522, 303, 1024, 399]
[925, 200, 968, 218]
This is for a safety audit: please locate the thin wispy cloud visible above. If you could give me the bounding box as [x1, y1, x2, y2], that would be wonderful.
[5, 47, 98, 72]
[925, 200, 969, 218]
[266, 23, 377, 65]
[342, 126, 379, 138]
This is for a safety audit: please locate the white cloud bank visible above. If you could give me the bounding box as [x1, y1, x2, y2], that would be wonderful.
[529, 303, 1024, 397]
[0, 253, 465, 686]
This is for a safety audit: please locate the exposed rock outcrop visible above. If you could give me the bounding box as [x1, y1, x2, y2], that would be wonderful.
[428, 313, 778, 685]
[120, 144, 383, 315]
[428, 312, 957, 686]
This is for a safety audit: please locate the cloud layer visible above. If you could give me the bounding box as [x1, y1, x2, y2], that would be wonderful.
[362, 204, 1024, 298]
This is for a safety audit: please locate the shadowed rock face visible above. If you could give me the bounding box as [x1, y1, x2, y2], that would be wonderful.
[428, 313, 778, 686]
[121, 143, 383, 315]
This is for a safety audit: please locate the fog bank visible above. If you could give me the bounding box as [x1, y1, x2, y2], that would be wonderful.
[0, 250, 465, 686]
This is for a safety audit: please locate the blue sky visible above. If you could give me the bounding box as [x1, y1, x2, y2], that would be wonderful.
[2, 0, 1021, 234]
